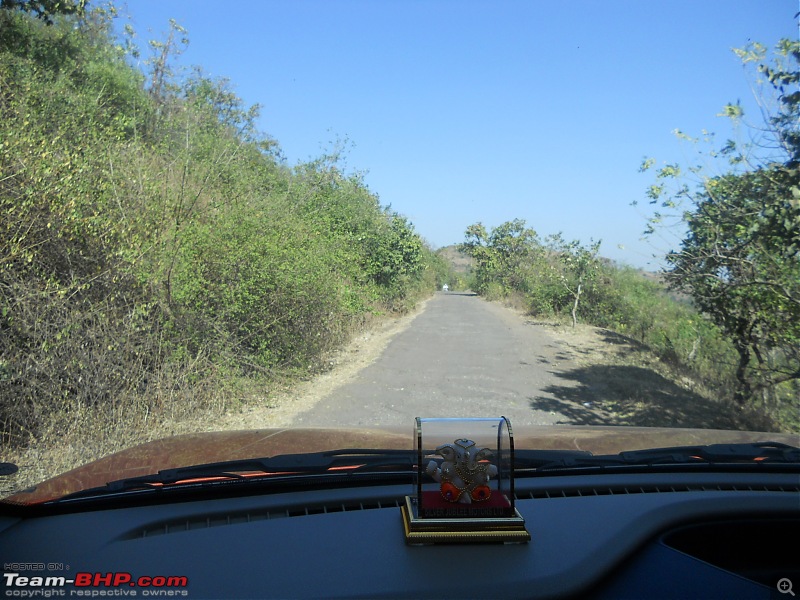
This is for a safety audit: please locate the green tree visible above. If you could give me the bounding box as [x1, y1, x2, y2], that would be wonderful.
[546, 234, 602, 327]
[145, 18, 188, 118]
[488, 219, 540, 291]
[666, 167, 800, 403]
[375, 213, 424, 288]
[459, 222, 494, 293]
[642, 39, 800, 405]
[459, 219, 540, 294]
[0, 0, 85, 24]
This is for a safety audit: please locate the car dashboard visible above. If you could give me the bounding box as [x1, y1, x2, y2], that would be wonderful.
[1, 468, 798, 599]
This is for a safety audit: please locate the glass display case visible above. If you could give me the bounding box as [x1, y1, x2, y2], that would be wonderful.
[401, 417, 531, 544]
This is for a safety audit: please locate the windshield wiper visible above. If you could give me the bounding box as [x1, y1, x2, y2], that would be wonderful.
[44, 442, 800, 505]
[53, 449, 417, 503]
[519, 442, 800, 472]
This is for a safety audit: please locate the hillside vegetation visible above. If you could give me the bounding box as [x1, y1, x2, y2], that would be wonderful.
[0, 4, 454, 451]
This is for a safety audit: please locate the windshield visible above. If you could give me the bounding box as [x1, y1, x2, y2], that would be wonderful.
[0, 1, 798, 503]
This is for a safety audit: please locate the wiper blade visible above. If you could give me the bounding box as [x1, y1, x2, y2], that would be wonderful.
[48, 442, 800, 503]
[619, 442, 800, 465]
[520, 442, 800, 471]
[514, 449, 594, 468]
[55, 449, 417, 502]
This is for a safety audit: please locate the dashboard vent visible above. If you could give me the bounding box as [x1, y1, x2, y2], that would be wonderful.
[130, 498, 404, 539]
[515, 481, 800, 500]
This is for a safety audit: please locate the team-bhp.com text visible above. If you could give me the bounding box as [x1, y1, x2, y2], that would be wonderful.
[4, 573, 189, 597]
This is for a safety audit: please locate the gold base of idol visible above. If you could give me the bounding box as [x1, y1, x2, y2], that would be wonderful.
[401, 496, 531, 545]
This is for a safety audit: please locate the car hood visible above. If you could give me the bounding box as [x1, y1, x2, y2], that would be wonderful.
[4, 425, 799, 505]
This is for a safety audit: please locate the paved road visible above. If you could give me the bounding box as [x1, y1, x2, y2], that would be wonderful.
[293, 292, 580, 428]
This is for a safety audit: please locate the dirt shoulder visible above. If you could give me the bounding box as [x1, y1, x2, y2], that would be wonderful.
[519, 317, 748, 430]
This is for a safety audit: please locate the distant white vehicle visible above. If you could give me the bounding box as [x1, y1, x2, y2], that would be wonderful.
[442, 284, 449, 292]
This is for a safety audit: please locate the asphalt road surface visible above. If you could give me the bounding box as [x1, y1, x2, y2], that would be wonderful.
[293, 292, 580, 428]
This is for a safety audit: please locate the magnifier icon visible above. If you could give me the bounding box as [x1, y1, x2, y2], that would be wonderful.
[778, 578, 795, 596]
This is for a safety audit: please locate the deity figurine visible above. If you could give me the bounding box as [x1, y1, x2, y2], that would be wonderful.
[426, 438, 498, 503]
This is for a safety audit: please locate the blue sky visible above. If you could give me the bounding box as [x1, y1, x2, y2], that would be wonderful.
[116, 1, 796, 269]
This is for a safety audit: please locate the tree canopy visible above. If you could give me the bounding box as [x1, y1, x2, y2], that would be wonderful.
[0, 0, 85, 24]
[643, 39, 800, 405]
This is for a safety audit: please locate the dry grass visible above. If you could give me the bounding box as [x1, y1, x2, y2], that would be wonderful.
[0, 381, 230, 498]
[0, 301, 430, 498]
